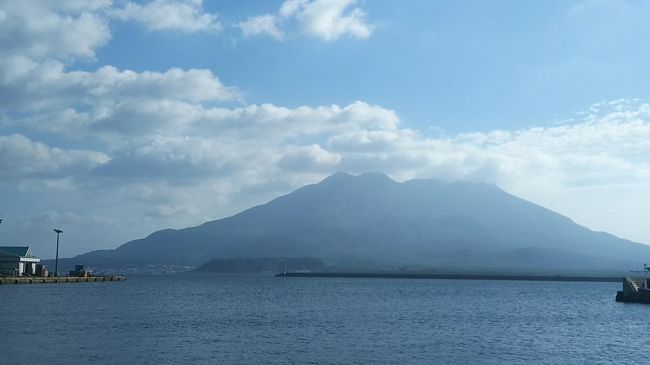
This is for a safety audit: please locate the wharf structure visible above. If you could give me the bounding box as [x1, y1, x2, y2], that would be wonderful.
[615, 277, 650, 303]
[0, 246, 43, 276]
[616, 264, 650, 303]
[0, 246, 126, 285]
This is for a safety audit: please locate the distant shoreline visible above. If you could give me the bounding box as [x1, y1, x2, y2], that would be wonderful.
[276, 272, 622, 283]
[0, 275, 127, 285]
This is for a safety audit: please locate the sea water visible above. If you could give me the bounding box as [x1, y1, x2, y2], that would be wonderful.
[1, 275, 648, 364]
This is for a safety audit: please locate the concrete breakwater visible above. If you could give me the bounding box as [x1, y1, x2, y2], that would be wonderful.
[615, 277, 650, 303]
[276, 272, 621, 283]
[0, 275, 126, 285]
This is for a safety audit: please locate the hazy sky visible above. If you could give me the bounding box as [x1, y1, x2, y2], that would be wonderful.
[1, 0, 650, 258]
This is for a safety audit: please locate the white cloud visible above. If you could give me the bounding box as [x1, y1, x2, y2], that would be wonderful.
[279, 144, 342, 171]
[1, 64, 238, 128]
[241, 0, 373, 41]
[0, 2, 236, 124]
[238, 15, 285, 40]
[49, 1, 113, 12]
[96, 136, 241, 180]
[0, 134, 109, 180]
[193, 101, 399, 141]
[287, 0, 372, 41]
[111, 0, 220, 33]
[328, 129, 405, 152]
[0, 2, 111, 61]
[82, 67, 235, 102]
[280, 0, 309, 18]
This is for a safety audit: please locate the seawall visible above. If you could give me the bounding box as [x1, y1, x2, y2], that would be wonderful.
[276, 272, 620, 283]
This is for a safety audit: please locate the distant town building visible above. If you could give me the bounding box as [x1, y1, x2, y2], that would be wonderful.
[69, 265, 91, 278]
[0, 246, 41, 276]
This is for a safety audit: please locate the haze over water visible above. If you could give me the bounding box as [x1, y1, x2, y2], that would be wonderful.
[2, 275, 645, 363]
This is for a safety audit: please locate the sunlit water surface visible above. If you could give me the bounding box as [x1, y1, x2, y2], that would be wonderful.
[2, 275, 648, 364]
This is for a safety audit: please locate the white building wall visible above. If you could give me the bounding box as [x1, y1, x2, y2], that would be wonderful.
[0, 256, 40, 276]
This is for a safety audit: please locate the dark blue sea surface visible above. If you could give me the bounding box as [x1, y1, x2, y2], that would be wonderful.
[1, 275, 648, 364]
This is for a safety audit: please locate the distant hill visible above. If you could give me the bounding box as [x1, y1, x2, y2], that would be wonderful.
[69, 172, 650, 274]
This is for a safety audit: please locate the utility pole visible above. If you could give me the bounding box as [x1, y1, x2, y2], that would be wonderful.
[53, 228, 63, 277]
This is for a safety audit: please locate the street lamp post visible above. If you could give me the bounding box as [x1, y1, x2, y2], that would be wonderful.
[53, 228, 63, 277]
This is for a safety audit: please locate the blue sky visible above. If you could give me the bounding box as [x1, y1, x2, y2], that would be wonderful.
[1, 0, 650, 258]
[98, 0, 650, 132]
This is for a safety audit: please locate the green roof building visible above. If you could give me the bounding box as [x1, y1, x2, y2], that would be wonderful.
[0, 246, 41, 276]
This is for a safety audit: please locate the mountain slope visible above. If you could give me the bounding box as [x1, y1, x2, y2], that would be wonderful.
[73, 172, 650, 272]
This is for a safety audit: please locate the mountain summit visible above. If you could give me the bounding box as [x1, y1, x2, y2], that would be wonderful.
[74, 172, 650, 272]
